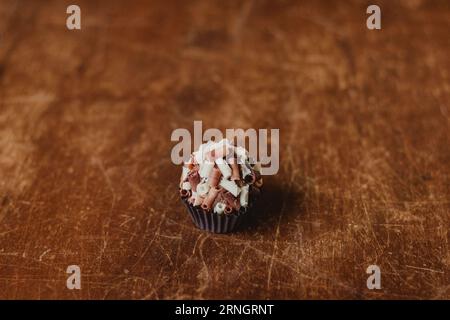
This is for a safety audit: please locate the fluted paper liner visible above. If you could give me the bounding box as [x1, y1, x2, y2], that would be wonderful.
[182, 198, 251, 234]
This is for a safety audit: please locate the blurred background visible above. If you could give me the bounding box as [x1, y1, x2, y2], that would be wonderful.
[0, 0, 448, 299]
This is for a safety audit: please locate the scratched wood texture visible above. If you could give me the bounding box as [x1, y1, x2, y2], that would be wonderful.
[0, 0, 449, 300]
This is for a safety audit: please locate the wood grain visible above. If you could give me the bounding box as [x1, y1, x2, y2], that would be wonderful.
[0, 0, 448, 299]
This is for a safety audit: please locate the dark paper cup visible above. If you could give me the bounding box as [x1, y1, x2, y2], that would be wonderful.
[182, 198, 248, 234]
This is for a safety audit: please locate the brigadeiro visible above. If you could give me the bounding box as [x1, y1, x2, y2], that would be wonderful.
[179, 139, 263, 233]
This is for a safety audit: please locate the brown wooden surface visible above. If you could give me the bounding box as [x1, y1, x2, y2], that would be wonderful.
[0, 0, 449, 299]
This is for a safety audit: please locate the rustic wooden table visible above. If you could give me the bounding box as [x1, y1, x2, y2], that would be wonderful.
[0, 0, 448, 299]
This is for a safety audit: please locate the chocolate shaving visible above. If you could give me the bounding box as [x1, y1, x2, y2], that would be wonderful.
[218, 189, 240, 211]
[201, 186, 221, 211]
[244, 170, 256, 184]
[180, 189, 191, 198]
[187, 170, 200, 192]
[230, 162, 240, 181]
[208, 166, 222, 188]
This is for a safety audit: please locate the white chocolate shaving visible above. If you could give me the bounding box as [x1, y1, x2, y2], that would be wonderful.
[216, 158, 232, 179]
[240, 185, 249, 207]
[181, 166, 189, 182]
[196, 182, 210, 197]
[199, 161, 214, 178]
[196, 141, 216, 164]
[219, 178, 241, 197]
[193, 194, 203, 206]
[181, 181, 191, 190]
[235, 146, 248, 163]
[241, 161, 252, 178]
[193, 151, 202, 164]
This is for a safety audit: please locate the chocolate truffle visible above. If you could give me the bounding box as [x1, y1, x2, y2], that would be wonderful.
[179, 139, 263, 233]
